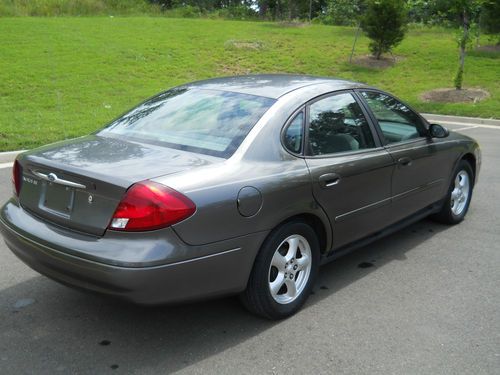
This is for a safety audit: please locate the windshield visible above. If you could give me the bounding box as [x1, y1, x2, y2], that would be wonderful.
[99, 88, 276, 158]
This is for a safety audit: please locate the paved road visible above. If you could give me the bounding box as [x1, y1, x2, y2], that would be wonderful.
[0, 122, 499, 374]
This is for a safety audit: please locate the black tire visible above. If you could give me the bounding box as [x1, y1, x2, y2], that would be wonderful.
[432, 160, 474, 224]
[240, 220, 320, 320]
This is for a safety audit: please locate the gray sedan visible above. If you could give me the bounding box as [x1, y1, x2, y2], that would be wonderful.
[0, 75, 480, 319]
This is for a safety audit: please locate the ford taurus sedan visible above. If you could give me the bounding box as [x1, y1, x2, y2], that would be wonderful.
[0, 75, 480, 319]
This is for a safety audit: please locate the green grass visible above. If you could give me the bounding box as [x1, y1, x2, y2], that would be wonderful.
[0, 17, 499, 151]
[0, 0, 161, 16]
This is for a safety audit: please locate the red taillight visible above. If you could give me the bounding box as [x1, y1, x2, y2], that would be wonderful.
[108, 181, 196, 232]
[12, 160, 22, 197]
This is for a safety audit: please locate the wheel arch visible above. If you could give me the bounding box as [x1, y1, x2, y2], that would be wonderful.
[273, 213, 331, 255]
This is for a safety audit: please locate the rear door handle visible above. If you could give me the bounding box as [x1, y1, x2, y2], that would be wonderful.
[319, 173, 341, 188]
[397, 157, 412, 167]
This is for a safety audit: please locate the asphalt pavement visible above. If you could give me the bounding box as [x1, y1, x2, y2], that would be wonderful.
[0, 119, 499, 374]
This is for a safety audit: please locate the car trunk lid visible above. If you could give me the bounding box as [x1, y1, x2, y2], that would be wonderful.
[16, 135, 221, 236]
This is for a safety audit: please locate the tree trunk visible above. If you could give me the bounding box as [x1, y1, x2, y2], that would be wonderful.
[456, 10, 469, 90]
[376, 42, 382, 60]
[349, 23, 361, 63]
[259, 1, 268, 18]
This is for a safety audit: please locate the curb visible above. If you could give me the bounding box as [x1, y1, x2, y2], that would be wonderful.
[0, 150, 26, 164]
[422, 113, 500, 127]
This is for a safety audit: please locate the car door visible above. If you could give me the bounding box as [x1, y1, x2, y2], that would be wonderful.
[303, 91, 395, 250]
[357, 90, 450, 222]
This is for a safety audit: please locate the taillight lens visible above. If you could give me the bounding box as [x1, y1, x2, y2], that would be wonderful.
[108, 181, 195, 232]
[12, 160, 22, 197]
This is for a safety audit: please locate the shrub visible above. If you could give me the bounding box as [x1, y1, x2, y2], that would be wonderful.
[360, 0, 408, 59]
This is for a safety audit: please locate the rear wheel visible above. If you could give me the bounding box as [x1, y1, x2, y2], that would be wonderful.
[240, 221, 320, 320]
[432, 160, 474, 224]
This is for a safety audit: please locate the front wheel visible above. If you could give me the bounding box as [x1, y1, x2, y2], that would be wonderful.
[432, 160, 474, 224]
[240, 221, 320, 320]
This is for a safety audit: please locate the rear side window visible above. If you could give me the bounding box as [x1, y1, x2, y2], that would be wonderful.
[307, 93, 376, 156]
[360, 91, 426, 144]
[100, 88, 276, 158]
[283, 112, 304, 154]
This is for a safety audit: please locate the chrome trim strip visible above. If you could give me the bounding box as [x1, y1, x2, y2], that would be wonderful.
[391, 179, 444, 202]
[31, 170, 86, 189]
[335, 197, 391, 222]
[335, 179, 444, 222]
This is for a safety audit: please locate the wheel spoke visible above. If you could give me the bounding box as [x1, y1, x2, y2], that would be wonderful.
[271, 252, 286, 271]
[450, 170, 471, 216]
[270, 273, 285, 297]
[285, 237, 299, 261]
[296, 254, 310, 271]
[285, 279, 297, 298]
[459, 173, 467, 187]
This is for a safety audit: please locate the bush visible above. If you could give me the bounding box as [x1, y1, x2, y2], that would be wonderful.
[360, 0, 408, 59]
[481, 0, 500, 43]
[208, 5, 258, 20]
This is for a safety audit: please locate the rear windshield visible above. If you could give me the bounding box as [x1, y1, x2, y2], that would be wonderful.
[99, 88, 276, 158]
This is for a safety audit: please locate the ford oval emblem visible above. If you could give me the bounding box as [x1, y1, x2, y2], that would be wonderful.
[48, 173, 57, 182]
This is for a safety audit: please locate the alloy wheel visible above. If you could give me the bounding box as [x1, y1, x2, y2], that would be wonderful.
[450, 170, 470, 216]
[268, 234, 312, 304]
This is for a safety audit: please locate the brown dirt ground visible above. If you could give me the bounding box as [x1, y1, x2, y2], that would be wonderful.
[420, 88, 490, 103]
[352, 54, 405, 69]
[475, 44, 500, 53]
[224, 40, 264, 50]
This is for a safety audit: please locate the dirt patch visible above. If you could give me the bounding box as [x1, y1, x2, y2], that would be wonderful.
[276, 21, 309, 28]
[224, 40, 264, 50]
[352, 54, 404, 69]
[475, 44, 500, 53]
[420, 88, 490, 103]
[216, 63, 252, 76]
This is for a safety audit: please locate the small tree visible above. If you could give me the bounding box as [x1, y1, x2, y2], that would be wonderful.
[360, 0, 408, 60]
[431, 0, 484, 89]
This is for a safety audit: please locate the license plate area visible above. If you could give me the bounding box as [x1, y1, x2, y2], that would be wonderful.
[41, 183, 75, 217]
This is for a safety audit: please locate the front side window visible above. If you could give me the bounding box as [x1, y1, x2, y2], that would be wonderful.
[360, 91, 426, 144]
[307, 93, 376, 156]
[99, 88, 276, 158]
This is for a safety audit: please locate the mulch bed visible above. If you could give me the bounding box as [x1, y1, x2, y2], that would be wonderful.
[351, 54, 405, 69]
[420, 88, 490, 103]
[475, 44, 500, 53]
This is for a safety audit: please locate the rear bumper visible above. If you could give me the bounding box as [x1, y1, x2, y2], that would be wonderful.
[0, 200, 268, 304]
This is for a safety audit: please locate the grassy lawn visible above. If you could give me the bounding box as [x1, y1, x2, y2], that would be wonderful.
[0, 17, 499, 151]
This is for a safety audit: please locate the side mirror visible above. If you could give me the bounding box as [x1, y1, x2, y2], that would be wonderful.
[429, 123, 449, 138]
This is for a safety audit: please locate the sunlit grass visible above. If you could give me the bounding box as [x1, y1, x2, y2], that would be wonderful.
[0, 17, 498, 151]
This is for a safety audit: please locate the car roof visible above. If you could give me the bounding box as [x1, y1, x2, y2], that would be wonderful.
[183, 74, 369, 99]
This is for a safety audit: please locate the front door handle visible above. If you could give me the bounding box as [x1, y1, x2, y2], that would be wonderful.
[319, 173, 341, 188]
[397, 157, 412, 167]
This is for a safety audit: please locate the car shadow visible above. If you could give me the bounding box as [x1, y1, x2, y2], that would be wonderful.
[0, 218, 449, 373]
